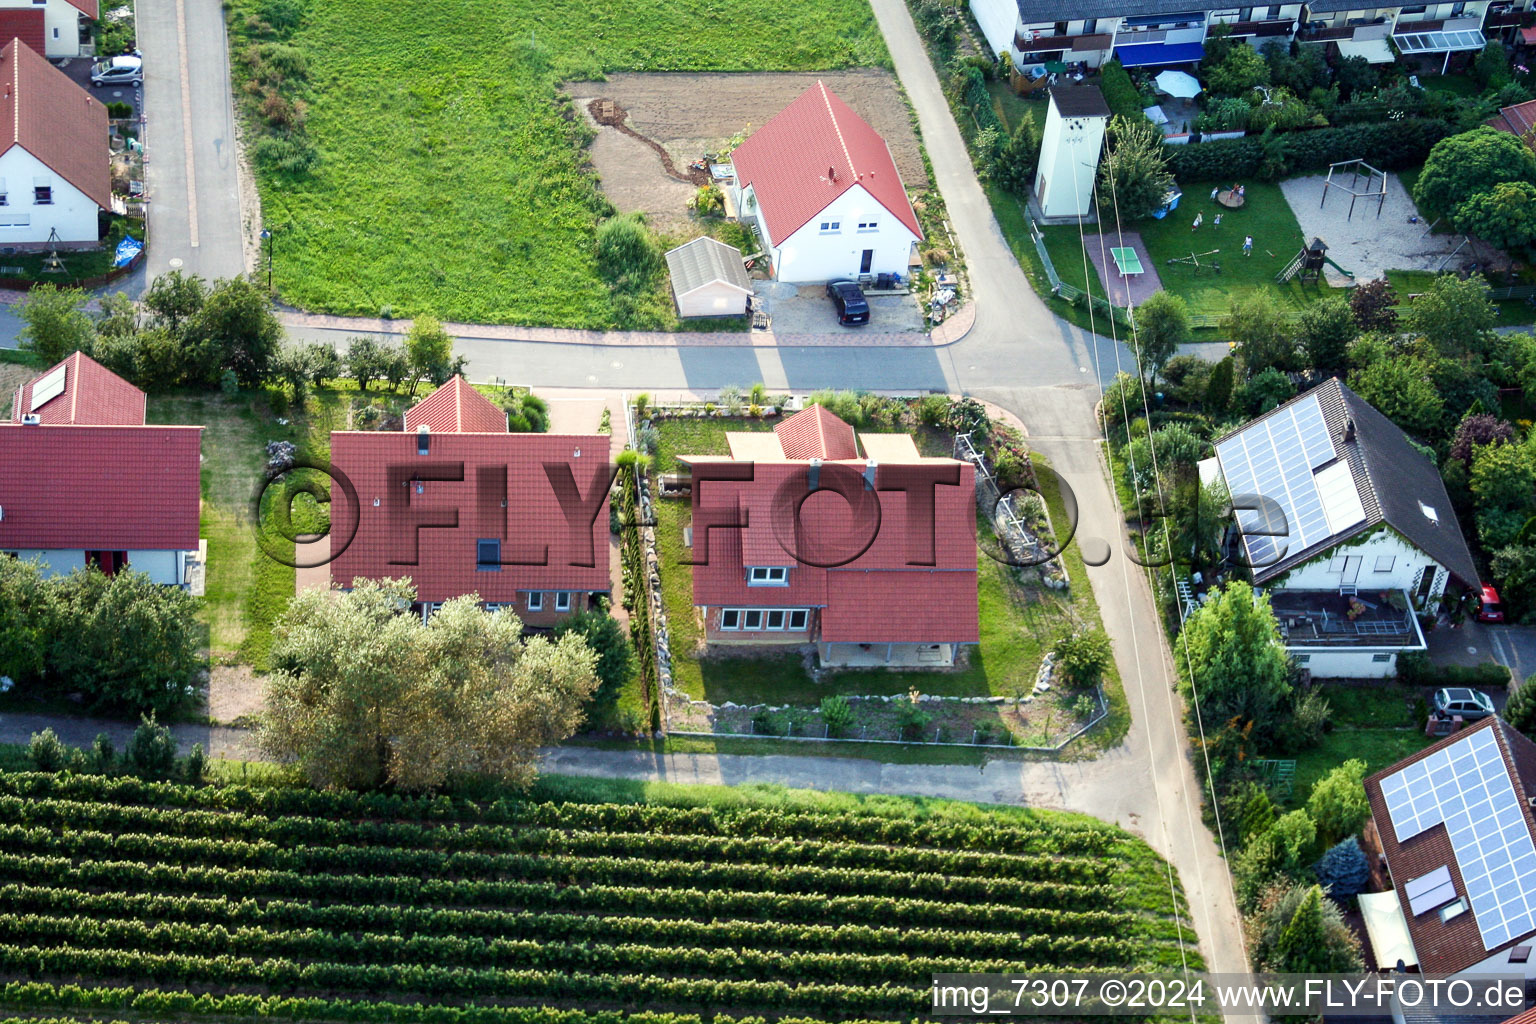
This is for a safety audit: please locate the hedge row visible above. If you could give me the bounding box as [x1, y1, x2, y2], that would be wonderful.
[1164, 118, 1452, 182]
[0, 853, 1106, 932]
[0, 772, 1118, 855]
[0, 795, 1112, 883]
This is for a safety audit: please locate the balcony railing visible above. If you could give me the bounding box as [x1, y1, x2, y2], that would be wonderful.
[1013, 30, 1112, 51]
[1226, 17, 1297, 34]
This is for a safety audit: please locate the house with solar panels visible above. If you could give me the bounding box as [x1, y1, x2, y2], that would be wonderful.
[675, 404, 979, 667]
[1204, 378, 1478, 679]
[0, 351, 204, 589]
[1363, 718, 1536, 977]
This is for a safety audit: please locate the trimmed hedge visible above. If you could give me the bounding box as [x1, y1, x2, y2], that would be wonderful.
[1099, 59, 1144, 120]
[1165, 118, 1452, 182]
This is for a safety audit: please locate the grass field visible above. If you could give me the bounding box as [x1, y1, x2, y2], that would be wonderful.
[0, 767, 1201, 1024]
[233, 0, 887, 327]
[647, 416, 1128, 751]
[1288, 683, 1430, 807]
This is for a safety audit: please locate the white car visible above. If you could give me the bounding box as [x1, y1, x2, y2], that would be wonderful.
[91, 55, 142, 87]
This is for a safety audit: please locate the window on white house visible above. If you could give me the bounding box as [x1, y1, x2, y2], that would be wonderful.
[856, 221, 878, 231]
[1372, 653, 1392, 663]
[1295, 655, 1311, 664]
[748, 566, 788, 585]
[819, 221, 841, 233]
[527, 591, 544, 612]
[788, 609, 808, 630]
[721, 609, 741, 630]
[742, 610, 763, 630]
[0, 211, 29, 228]
[1328, 555, 1347, 572]
[1374, 555, 1395, 572]
[32, 184, 51, 205]
[766, 610, 785, 630]
[555, 592, 572, 612]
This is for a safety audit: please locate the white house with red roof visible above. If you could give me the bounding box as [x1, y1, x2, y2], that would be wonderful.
[731, 82, 922, 285]
[0, 0, 93, 58]
[678, 405, 977, 667]
[328, 376, 610, 627]
[0, 352, 204, 588]
[0, 39, 110, 246]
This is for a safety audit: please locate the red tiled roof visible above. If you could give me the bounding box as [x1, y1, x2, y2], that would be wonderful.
[12, 351, 146, 425]
[1487, 99, 1536, 145]
[1365, 718, 1536, 975]
[62, 0, 98, 19]
[404, 376, 507, 434]
[0, 40, 109, 210]
[0, 423, 202, 550]
[732, 81, 922, 244]
[775, 404, 858, 460]
[328, 432, 610, 604]
[0, 11, 46, 57]
[821, 570, 979, 643]
[683, 425, 978, 644]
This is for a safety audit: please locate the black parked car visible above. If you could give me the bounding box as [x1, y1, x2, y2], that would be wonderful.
[825, 280, 870, 326]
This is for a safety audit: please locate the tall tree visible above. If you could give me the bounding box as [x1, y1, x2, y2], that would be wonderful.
[1268, 885, 1363, 973]
[1454, 180, 1536, 256]
[191, 276, 283, 388]
[1222, 292, 1295, 374]
[142, 269, 208, 336]
[1403, 273, 1497, 358]
[1295, 296, 1356, 372]
[405, 315, 456, 392]
[553, 607, 636, 714]
[0, 556, 53, 685]
[992, 114, 1040, 195]
[1177, 581, 1292, 742]
[261, 580, 599, 790]
[17, 285, 94, 365]
[1413, 127, 1536, 222]
[345, 337, 387, 392]
[1348, 355, 1441, 438]
[1132, 291, 1188, 385]
[1306, 758, 1371, 844]
[1350, 278, 1398, 333]
[1095, 115, 1176, 220]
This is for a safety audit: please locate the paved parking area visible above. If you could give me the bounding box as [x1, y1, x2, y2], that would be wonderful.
[1429, 621, 1536, 688]
[751, 281, 924, 337]
[54, 55, 142, 118]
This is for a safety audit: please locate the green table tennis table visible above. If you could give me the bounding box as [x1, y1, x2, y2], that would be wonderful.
[1110, 246, 1144, 278]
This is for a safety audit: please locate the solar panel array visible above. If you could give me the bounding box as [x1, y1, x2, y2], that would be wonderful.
[1215, 394, 1343, 569]
[29, 364, 65, 409]
[1380, 727, 1536, 950]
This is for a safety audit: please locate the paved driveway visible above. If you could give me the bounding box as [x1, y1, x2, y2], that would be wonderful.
[1431, 621, 1536, 687]
[752, 281, 925, 336]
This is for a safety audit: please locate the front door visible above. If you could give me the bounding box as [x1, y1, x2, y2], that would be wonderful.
[1415, 566, 1438, 605]
[859, 249, 873, 274]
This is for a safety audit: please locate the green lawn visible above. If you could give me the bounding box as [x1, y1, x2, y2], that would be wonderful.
[987, 79, 1046, 134]
[650, 418, 1127, 754]
[1039, 179, 1321, 323]
[1418, 73, 1481, 97]
[233, 0, 887, 327]
[1287, 682, 1430, 806]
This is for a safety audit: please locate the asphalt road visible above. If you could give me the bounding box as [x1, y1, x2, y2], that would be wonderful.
[3, 0, 1251, 988]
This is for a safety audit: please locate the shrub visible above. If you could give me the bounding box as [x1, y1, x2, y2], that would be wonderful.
[1054, 630, 1113, 690]
[597, 215, 662, 293]
[1098, 59, 1144, 119]
[1164, 118, 1451, 182]
[1398, 652, 1510, 690]
[89, 733, 116, 774]
[1314, 837, 1371, 898]
[250, 133, 317, 174]
[105, 101, 133, 119]
[184, 742, 207, 786]
[1307, 759, 1370, 844]
[27, 729, 66, 773]
[125, 714, 177, 781]
[820, 695, 854, 737]
[917, 394, 951, 426]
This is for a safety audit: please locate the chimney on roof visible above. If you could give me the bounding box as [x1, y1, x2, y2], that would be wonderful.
[828, 165, 837, 182]
[863, 459, 877, 491]
[1343, 418, 1356, 443]
[808, 457, 822, 492]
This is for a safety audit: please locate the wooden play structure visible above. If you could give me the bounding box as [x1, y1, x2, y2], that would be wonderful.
[1276, 237, 1356, 284]
[1320, 159, 1388, 221]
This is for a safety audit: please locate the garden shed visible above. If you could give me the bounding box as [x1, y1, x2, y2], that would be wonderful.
[664, 236, 752, 319]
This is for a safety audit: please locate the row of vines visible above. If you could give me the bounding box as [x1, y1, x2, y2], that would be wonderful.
[0, 772, 1200, 1022]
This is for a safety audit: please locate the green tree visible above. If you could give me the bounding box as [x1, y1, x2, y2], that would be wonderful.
[1333, 55, 1378, 100]
[1178, 581, 1292, 742]
[1313, 837, 1371, 898]
[1131, 291, 1188, 385]
[345, 337, 387, 392]
[1295, 296, 1356, 371]
[992, 113, 1040, 195]
[1492, 544, 1536, 623]
[261, 579, 600, 790]
[1258, 885, 1363, 973]
[1272, 808, 1321, 871]
[17, 285, 94, 365]
[0, 556, 53, 685]
[504, 391, 550, 432]
[95, 292, 140, 340]
[125, 714, 178, 781]
[1474, 38, 1512, 89]
[1206, 43, 1269, 96]
[49, 569, 202, 718]
[1095, 115, 1176, 220]
[1471, 441, 1536, 511]
[1349, 355, 1441, 437]
[1205, 356, 1236, 412]
[1403, 273, 1497, 357]
[191, 275, 282, 388]
[1223, 292, 1295, 374]
[1306, 759, 1371, 844]
[1413, 127, 1536, 222]
[1237, 367, 1295, 416]
[142, 269, 207, 337]
[1454, 180, 1536, 256]
[552, 607, 635, 714]
[1450, 413, 1515, 466]
[405, 315, 456, 391]
[1505, 673, 1536, 734]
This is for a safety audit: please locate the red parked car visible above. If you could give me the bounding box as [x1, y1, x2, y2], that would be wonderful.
[1478, 584, 1505, 624]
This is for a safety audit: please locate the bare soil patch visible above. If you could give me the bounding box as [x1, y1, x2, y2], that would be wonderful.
[565, 71, 928, 228]
[208, 664, 267, 726]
